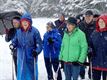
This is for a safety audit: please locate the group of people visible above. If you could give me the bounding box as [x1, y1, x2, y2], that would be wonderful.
[5, 10, 107, 80]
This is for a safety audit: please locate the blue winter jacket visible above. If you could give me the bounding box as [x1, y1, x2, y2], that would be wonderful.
[43, 29, 62, 59]
[12, 13, 42, 80]
[91, 31, 107, 71]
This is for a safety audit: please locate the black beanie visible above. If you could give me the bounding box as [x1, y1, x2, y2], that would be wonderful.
[12, 16, 20, 21]
[67, 17, 77, 26]
[85, 10, 93, 16]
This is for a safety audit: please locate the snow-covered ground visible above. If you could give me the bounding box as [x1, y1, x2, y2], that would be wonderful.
[0, 18, 91, 80]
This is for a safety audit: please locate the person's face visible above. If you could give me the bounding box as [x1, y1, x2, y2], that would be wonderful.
[77, 19, 80, 24]
[67, 23, 75, 32]
[85, 15, 93, 24]
[12, 19, 20, 28]
[98, 19, 106, 29]
[46, 26, 52, 32]
[60, 15, 65, 21]
[21, 20, 30, 30]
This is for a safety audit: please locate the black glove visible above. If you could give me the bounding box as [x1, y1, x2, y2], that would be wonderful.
[9, 44, 16, 52]
[83, 62, 90, 66]
[5, 28, 9, 34]
[32, 49, 38, 58]
[72, 62, 83, 66]
[72, 62, 79, 66]
[48, 37, 54, 44]
[60, 61, 64, 69]
[78, 62, 84, 66]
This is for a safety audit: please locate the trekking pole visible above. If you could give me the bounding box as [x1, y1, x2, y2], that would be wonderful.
[90, 58, 93, 80]
[54, 63, 61, 80]
[34, 57, 36, 80]
[11, 51, 15, 80]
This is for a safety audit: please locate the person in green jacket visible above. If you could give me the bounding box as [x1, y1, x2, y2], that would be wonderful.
[59, 17, 88, 80]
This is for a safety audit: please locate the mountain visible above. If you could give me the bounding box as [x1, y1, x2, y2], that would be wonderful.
[0, 0, 106, 17]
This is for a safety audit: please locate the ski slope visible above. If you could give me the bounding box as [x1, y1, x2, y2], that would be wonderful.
[0, 18, 91, 80]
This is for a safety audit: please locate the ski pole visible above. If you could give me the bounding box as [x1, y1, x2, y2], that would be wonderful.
[90, 58, 93, 80]
[54, 63, 61, 80]
[34, 57, 36, 80]
[11, 51, 14, 80]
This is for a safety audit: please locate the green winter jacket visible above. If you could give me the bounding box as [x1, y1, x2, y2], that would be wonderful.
[59, 28, 88, 63]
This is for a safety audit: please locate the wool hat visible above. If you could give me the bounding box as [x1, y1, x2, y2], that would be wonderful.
[67, 17, 77, 26]
[85, 10, 93, 16]
[47, 21, 55, 29]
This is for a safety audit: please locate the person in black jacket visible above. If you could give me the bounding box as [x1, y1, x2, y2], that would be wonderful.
[54, 13, 67, 70]
[54, 13, 67, 38]
[78, 10, 96, 79]
[5, 16, 20, 77]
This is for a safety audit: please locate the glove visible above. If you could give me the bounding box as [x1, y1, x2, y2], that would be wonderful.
[9, 44, 16, 52]
[72, 62, 79, 66]
[5, 28, 9, 34]
[48, 37, 54, 44]
[83, 62, 90, 66]
[72, 62, 83, 66]
[78, 62, 84, 66]
[60, 61, 64, 69]
[32, 49, 38, 58]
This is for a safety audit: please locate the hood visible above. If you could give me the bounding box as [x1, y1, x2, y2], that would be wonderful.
[20, 12, 32, 32]
[96, 15, 107, 32]
[21, 12, 32, 25]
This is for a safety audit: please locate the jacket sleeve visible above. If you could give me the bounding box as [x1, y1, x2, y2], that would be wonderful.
[78, 33, 88, 63]
[89, 31, 96, 55]
[42, 33, 47, 49]
[5, 34, 11, 42]
[59, 34, 64, 60]
[5, 28, 16, 42]
[53, 33, 62, 48]
[34, 29, 42, 54]
[11, 31, 18, 47]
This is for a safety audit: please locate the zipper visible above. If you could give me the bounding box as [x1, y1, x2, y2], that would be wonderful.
[66, 28, 76, 62]
[67, 34, 70, 62]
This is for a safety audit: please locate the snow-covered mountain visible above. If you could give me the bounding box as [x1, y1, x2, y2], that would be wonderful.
[0, 0, 107, 17]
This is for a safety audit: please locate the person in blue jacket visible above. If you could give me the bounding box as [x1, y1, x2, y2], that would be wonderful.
[90, 14, 107, 80]
[43, 22, 62, 80]
[10, 12, 42, 80]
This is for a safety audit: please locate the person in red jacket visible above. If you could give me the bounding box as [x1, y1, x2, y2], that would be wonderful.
[90, 14, 107, 80]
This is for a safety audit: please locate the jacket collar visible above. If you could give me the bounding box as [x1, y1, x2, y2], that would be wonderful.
[65, 27, 78, 35]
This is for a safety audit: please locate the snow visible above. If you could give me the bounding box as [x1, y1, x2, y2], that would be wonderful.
[90, 0, 106, 5]
[0, 18, 93, 80]
[0, 0, 107, 17]
[0, 18, 63, 80]
[106, 4, 107, 7]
